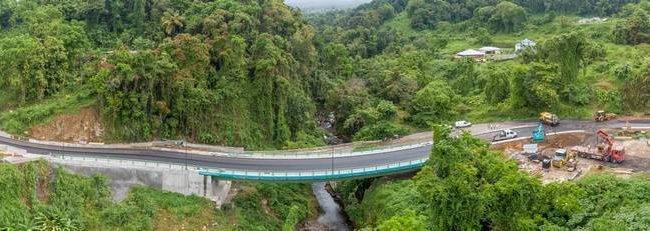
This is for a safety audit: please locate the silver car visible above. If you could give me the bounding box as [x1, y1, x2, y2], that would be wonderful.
[492, 129, 518, 141]
[454, 120, 472, 128]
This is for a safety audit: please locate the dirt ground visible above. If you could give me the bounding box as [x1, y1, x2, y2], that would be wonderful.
[27, 107, 104, 143]
[495, 131, 650, 184]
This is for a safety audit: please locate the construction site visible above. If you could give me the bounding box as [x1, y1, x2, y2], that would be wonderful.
[492, 123, 650, 184]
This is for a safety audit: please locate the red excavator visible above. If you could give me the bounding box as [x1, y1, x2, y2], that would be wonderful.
[569, 130, 625, 163]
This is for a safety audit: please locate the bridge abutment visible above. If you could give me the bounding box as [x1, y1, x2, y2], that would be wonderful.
[52, 161, 231, 206]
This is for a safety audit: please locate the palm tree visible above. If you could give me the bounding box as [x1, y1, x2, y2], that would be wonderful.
[161, 11, 184, 36]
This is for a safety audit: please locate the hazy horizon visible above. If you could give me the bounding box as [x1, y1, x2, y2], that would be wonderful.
[285, 0, 372, 11]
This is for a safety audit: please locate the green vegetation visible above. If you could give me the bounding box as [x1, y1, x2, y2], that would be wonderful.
[0, 89, 94, 135]
[0, 160, 316, 230]
[0, 0, 323, 149]
[2, 0, 649, 230]
[337, 126, 650, 230]
[308, 0, 650, 131]
[1, 0, 648, 146]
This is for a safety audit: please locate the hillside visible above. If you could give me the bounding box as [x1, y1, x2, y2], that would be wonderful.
[307, 0, 649, 127]
[0, 160, 317, 230]
[0, 0, 323, 150]
[0, 0, 650, 230]
[0, 0, 648, 149]
[334, 127, 650, 230]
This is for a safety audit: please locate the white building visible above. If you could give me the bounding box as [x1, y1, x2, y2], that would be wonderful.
[515, 38, 536, 52]
[456, 49, 485, 58]
[478, 46, 502, 54]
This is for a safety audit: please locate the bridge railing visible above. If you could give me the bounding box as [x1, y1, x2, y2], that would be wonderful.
[198, 158, 429, 181]
[48, 153, 429, 181]
[233, 140, 433, 159]
[50, 154, 200, 171]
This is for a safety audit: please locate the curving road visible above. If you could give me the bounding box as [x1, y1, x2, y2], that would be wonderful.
[1, 120, 648, 172]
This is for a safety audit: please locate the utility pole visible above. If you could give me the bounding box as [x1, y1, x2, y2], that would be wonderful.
[331, 145, 334, 176]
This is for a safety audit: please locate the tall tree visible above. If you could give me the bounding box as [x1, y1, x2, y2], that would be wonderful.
[161, 11, 184, 36]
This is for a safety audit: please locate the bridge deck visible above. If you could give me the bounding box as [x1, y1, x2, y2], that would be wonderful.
[198, 158, 427, 182]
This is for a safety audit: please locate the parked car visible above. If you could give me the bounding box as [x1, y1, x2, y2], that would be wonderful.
[492, 129, 518, 142]
[454, 120, 472, 128]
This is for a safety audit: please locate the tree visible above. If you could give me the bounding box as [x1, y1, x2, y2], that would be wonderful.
[409, 80, 458, 127]
[538, 32, 596, 103]
[376, 3, 396, 22]
[621, 74, 650, 112]
[0, 35, 48, 104]
[483, 65, 512, 104]
[510, 63, 560, 110]
[478, 1, 527, 33]
[327, 78, 371, 137]
[129, 0, 146, 34]
[0, 0, 16, 29]
[473, 27, 493, 45]
[448, 59, 480, 95]
[348, 100, 408, 141]
[378, 210, 426, 231]
[161, 11, 185, 36]
[414, 126, 544, 230]
[406, 0, 450, 30]
[612, 7, 650, 45]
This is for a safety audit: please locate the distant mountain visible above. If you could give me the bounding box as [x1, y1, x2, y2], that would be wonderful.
[285, 0, 371, 11]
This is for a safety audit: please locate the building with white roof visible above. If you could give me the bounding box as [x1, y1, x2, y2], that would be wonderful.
[456, 49, 485, 58]
[515, 38, 536, 52]
[478, 46, 502, 54]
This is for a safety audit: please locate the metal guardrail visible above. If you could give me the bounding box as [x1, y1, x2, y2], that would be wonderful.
[198, 158, 428, 181]
[234, 141, 433, 159]
[51, 154, 200, 171]
[49, 154, 429, 181]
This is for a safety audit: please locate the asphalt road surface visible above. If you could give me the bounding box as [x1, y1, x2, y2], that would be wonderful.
[1, 120, 648, 172]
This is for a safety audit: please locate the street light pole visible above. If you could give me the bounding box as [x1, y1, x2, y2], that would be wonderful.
[331, 146, 334, 175]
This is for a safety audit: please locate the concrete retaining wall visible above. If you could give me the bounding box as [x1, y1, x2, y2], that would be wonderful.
[53, 162, 231, 207]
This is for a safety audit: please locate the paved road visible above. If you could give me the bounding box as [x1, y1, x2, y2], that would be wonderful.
[1, 120, 648, 172]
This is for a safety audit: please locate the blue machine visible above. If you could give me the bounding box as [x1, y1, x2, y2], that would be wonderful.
[532, 123, 545, 142]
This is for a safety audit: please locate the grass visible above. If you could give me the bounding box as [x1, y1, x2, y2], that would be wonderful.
[0, 91, 13, 111]
[0, 89, 95, 136]
[0, 161, 318, 230]
[336, 178, 423, 229]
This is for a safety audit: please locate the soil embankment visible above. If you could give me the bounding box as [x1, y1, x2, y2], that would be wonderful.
[28, 107, 103, 143]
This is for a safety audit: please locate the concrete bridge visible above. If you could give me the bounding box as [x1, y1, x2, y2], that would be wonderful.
[1, 120, 648, 185]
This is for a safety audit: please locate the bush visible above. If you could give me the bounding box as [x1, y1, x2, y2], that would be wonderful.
[409, 80, 458, 127]
[595, 90, 623, 113]
[353, 121, 409, 141]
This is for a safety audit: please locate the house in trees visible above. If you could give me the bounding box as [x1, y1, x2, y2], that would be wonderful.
[515, 38, 536, 52]
[455, 49, 486, 59]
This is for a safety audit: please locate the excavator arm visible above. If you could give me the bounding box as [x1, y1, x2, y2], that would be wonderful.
[596, 130, 613, 154]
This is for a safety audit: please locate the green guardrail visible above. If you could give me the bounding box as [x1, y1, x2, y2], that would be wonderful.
[198, 159, 428, 182]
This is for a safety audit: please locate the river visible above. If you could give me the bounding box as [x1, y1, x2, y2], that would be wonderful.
[311, 182, 351, 231]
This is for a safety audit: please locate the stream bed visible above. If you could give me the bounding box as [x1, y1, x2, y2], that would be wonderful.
[311, 182, 351, 231]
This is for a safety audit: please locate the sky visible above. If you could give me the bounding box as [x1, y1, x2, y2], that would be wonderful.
[284, 0, 372, 11]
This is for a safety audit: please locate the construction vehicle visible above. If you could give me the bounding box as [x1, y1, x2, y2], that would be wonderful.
[532, 123, 545, 142]
[551, 149, 577, 172]
[492, 129, 518, 142]
[594, 110, 616, 122]
[542, 158, 552, 169]
[539, 112, 560, 126]
[551, 149, 566, 168]
[569, 130, 625, 163]
[523, 144, 538, 160]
